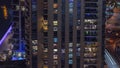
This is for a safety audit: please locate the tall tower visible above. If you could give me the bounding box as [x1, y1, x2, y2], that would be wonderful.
[11, 0, 32, 67]
[37, 0, 105, 68]
[11, 0, 27, 60]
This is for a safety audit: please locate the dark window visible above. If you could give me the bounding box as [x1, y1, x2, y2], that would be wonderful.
[85, 14, 98, 19]
[44, 0, 47, 2]
[43, 32, 48, 36]
[85, 0, 98, 2]
[76, 57, 80, 68]
[85, 9, 98, 13]
[54, 14, 58, 20]
[69, 31, 73, 42]
[69, 64, 72, 68]
[43, 9, 48, 14]
[88, 65, 96, 68]
[61, 60, 65, 68]
[13, 0, 19, 4]
[54, 0, 57, 3]
[77, 30, 80, 43]
[85, 3, 98, 7]
[43, 15, 48, 20]
[44, 38, 48, 42]
[13, 17, 19, 21]
[84, 36, 97, 42]
[53, 31, 57, 37]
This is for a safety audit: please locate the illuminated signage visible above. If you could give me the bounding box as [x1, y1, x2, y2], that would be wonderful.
[1, 5, 8, 19]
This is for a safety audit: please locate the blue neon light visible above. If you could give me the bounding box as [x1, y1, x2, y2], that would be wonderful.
[0, 25, 12, 45]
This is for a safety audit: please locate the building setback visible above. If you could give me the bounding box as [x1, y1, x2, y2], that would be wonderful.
[37, 0, 105, 68]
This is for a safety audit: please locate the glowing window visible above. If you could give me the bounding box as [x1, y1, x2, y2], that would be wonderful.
[53, 49, 58, 52]
[53, 27, 58, 31]
[69, 8, 73, 13]
[21, 6, 25, 11]
[53, 3, 58, 8]
[69, 60, 73, 64]
[43, 65, 48, 68]
[69, 48, 73, 53]
[53, 55, 58, 59]
[53, 38, 58, 42]
[53, 60, 58, 65]
[69, 53, 73, 58]
[53, 21, 58, 26]
[53, 44, 57, 47]
[16, 5, 20, 10]
[43, 48, 48, 52]
[32, 46, 38, 50]
[54, 9, 58, 14]
[61, 49, 65, 53]
[69, 43, 73, 47]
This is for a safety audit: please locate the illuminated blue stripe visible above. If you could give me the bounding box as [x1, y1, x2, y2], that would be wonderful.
[0, 25, 12, 45]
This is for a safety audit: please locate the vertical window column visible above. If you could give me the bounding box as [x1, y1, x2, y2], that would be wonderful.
[53, 0, 58, 68]
[68, 0, 74, 68]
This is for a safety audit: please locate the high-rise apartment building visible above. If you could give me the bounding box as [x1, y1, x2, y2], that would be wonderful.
[37, 0, 105, 68]
[11, 0, 38, 68]
[11, 0, 27, 60]
[11, 0, 32, 67]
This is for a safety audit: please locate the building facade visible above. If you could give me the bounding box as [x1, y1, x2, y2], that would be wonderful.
[37, 0, 105, 68]
[11, 0, 26, 60]
[11, 0, 32, 67]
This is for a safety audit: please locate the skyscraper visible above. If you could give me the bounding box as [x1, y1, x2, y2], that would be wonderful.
[37, 0, 105, 68]
[11, 0, 32, 67]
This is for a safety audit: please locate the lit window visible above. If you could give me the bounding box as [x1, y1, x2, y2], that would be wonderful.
[69, 53, 73, 58]
[84, 59, 96, 64]
[53, 55, 58, 59]
[69, 8, 73, 13]
[84, 19, 97, 24]
[53, 38, 58, 43]
[43, 48, 48, 52]
[54, 9, 58, 14]
[61, 49, 65, 53]
[43, 65, 48, 68]
[32, 40, 38, 45]
[69, 43, 73, 47]
[76, 44, 80, 47]
[32, 46, 38, 50]
[18, 52, 22, 57]
[53, 3, 58, 8]
[53, 21, 58, 26]
[21, 6, 25, 11]
[44, 55, 48, 58]
[84, 64, 89, 68]
[44, 60, 48, 65]
[69, 3, 73, 8]
[53, 60, 58, 65]
[43, 26, 48, 31]
[53, 44, 57, 47]
[76, 26, 80, 30]
[77, 48, 80, 52]
[16, 5, 20, 10]
[53, 49, 58, 52]
[84, 53, 96, 58]
[53, 27, 58, 31]
[69, 48, 73, 53]
[69, 60, 73, 64]
[43, 20, 48, 25]
[91, 25, 97, 29]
